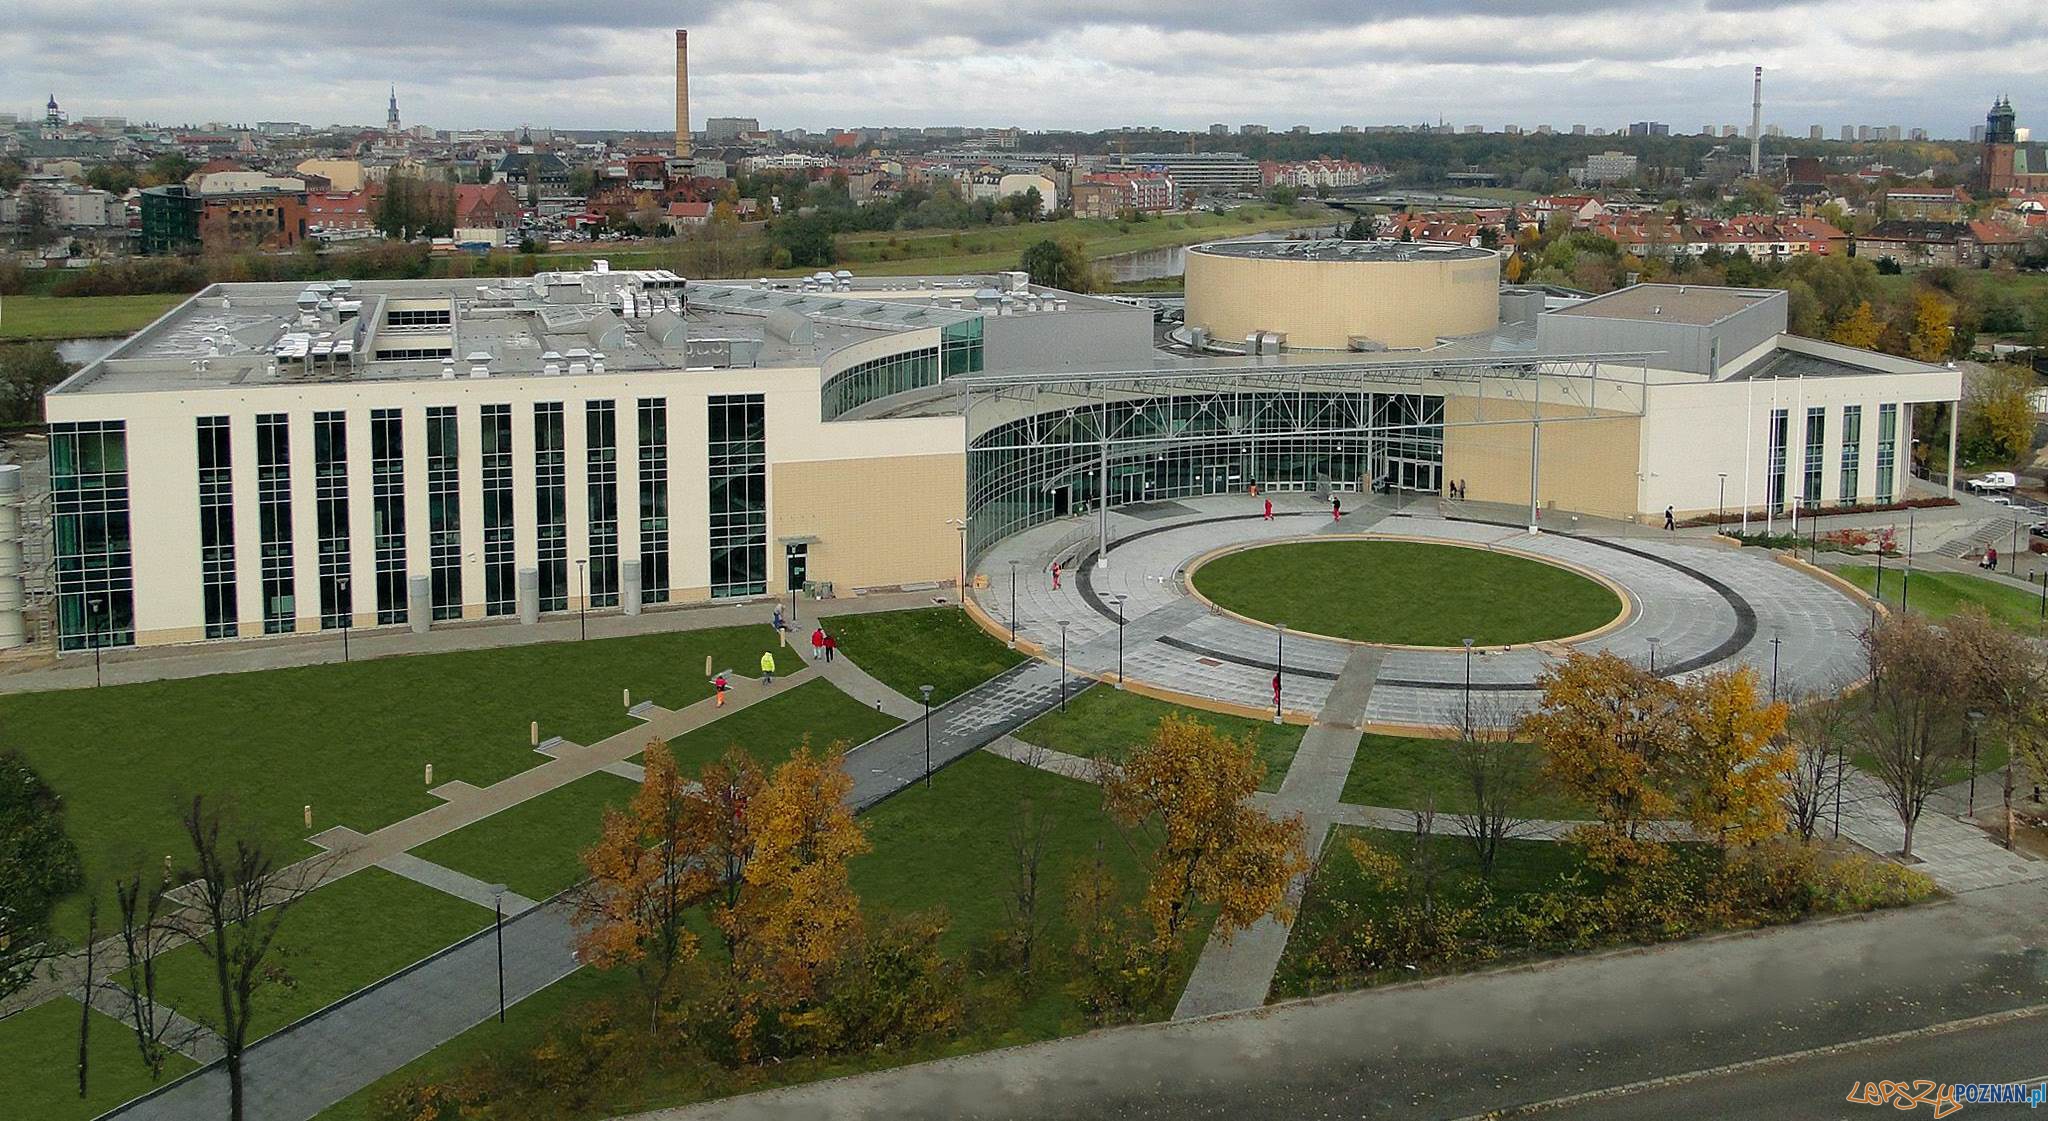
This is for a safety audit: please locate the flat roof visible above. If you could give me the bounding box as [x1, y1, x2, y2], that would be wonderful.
[1546, 284, 1774, 327]
[1188, 238, 1496, 263]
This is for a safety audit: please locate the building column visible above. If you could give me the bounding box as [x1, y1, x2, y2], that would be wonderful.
[1946, 404, 1958, 499]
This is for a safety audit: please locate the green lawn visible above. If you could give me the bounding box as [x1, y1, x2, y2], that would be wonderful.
[147, 867, 489, 1041]
[0, 293, 187, 339]
[1272, 825, 1590, 998]
[1827, 563, 2047, 635]
[0, 996, 197, 1121]
[662, 677, 902, 771]
[825, 608, 1025, 704]
[317, 751, 1204, 1120]
[1012, 687, 1305, 792]
[1, 626, 787, 940]
[1192, 540, 1624, 646]
[409, 771, 641, 901]
[1342, 733, 1592, 819]
[828, 205, 1324, 276]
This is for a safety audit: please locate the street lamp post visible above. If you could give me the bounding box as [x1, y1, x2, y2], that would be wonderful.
[488, 884, 508, 1023]
[1647, 636, 1659, 675]
[1716, 472, 1727, 533]
[1769, 633, 1782, 701]
[338, 576, 351, 663]
[919, 684, 935, 789]
[576, 560, 587, 641]
[1111, 594, 1127, 688]
[2013, 517, 2022, 577]
[1903, 509, 1914, 613]
[1461, 637, 1474, 730]
[1057, 620, 1071, 712]
[1274, 624, 1285, 725]
[1967, 710, 1984, 818]
[89, 594, 105, 688]
[1007, 559, 1020, 647]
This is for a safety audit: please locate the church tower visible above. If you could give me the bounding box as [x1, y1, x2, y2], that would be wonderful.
[1985, 96, 2021, 192]
[386, 85, 401, 137]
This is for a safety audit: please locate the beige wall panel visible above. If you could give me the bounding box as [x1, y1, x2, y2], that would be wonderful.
[1184, 249, 1499, 350]
[772, 453, 966, 592]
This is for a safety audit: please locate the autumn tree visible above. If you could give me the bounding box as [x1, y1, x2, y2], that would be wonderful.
[1856, 612, 1975, 858]
[1967, 363, 2037, 463]
[1780, 687, 1854, 842]
[1101, 714, 1309, 946]
[1064, 840, 1166, 1024]
[575, 740, 706, 1032]
[1520, 652, 1681, 870]
[1938, 608, 2048, 848]
[1442, 695, 1534, 877]
[1672, 667, 1792, 846]
[1828, 301, 1884, 350]
[1905, 291, 1955, 363]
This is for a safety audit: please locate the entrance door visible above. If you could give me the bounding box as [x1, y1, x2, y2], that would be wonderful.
[1202, 465, 1232, 495]
[1051, 485, 1072, 518]
[785, 543, 809, 591]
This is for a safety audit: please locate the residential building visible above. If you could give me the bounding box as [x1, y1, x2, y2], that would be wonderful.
[704, 117, 759, 142]
[139, 184, 308, 255]
[1104, 151, 1260, 197]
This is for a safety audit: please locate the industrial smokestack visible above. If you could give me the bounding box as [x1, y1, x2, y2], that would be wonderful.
[675, 29, 691, 158]
[1749, 66, 1762, 178]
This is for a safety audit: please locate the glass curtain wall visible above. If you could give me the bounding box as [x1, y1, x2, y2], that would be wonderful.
[371, 409, 407, 625]
[586, 401, 619, 607]
[535, 402, 568, 612]
[314, 411, 351, 629]
[481, 404, 515, 615]
[197, 416, 236, 639]
[708, 394, 767, 598]
[638, 398, 670, 604]
[51, 420, 133, 650]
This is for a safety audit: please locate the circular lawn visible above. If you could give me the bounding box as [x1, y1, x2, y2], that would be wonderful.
[1189, 538, 1624, 647]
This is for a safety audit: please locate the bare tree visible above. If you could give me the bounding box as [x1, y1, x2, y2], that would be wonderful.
[1780, 686, 1854, 842]
[1443, 695, 1533, 878]
[104, 866, 202, 1081]
[76, 898, 99, 1100]
[170, 795, 325, 1121]
[1405, 797, 1445, 920]
[1002, 797, 1055, 979]
[1938, 609, 2048, 849]
[1856, 614, 1974, 859]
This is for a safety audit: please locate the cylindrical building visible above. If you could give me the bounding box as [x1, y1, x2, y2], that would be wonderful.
[1183, 239, 1499, 351]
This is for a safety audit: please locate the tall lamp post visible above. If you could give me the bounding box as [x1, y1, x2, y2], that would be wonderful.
[1769, 633, 1782, 701]
[1716, 472, 1728, 534]
[1274, 624, 1285, 725]
[946, 518, 967, 607]
[2012, 517, 2022, 577]
[919, 684, 935, 789]
[1056, 620, 1071, 712]
[1007, 559, 1020, 647]
[576, 559, 588, 641]
[1647, 635, 1659, 675]
[89, 593, 106, 688]
[1111, 594, 1128, 688]
[338, 576, 352, 663]
[1461, 637, 1474, 730]
[1967, 710, 1984, 818]
[487, 883, 508, 1023]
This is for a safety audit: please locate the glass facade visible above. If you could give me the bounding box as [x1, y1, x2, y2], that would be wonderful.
[256, 413, 295, 633]
[535, 402, 568, 612]
[586, 401, 620, 607]
[197, 416, 236, 639]
[426, 405, 461, 620]
[708, 394, 767, 599]
[1876, 404, 1898, 505]
[1839, 405, 1861, 505]
[638, 398, 670, 604]
[51, 420, 133, 651]
[941, 317, 984, 378]
[1802, 406, 1824, 506]
[481, 404, 515, 616]
[371, 408, 407, 625]
[1766, 408, 1788, 512]
[821, 344, 939, 421]
[966, 391, 1442, 561]
[314, 411, 351, 629]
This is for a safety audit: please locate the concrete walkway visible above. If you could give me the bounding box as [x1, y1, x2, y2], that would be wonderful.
[1832, 768, 2045, 894]
[1172, 647, 1380, 1020]
[79, 983, 226, 1065]
[373, 852, 539, 915]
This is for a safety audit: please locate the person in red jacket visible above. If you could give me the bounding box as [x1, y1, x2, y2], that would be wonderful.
[1263, 497, 1273, 521]
[825, 632, 838, 662]
[811, 626, 826, 660]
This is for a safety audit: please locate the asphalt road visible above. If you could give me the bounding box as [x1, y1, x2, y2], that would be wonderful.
[1525, 1010, 2048, 1121]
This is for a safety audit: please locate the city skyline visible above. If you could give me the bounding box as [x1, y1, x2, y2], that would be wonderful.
[3, 1, 2044, 136]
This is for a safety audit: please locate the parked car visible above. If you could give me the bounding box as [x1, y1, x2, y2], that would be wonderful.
[1967, 471, 2019, 494]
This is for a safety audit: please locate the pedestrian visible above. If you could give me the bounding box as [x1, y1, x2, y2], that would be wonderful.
[1263, 497, 1273, 521]
[1663, 505, 1675, 531]
[825, 632, 837, 662]
[713, 672, 728, 708]
[772, 604, 784, 633]
[1051, 561, 1062, 590]
[1271, 671, 1281, 710]
[760, 649, 776, 685]
[811, 625, 825, 661]
[1331, 494, 1342, 521]
[1458, 479, 1467, 500]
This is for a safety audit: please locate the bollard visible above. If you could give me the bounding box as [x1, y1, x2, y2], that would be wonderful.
[530, 721, 539, 746]
[705, 654, 713, 677]
[623, 687, 631, 709]
[164, 854, 173, 879]
[425, 762, 434, 786]
[304, 804, 312, 829]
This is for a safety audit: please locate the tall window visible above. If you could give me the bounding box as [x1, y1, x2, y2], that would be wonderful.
[1876, 404, 1898, 505]
[51, 421, 133, 650]
[197, 416, 236, 639]
[638, 397, 670, 604]
[535, 402, 567, 612]
[1766, 408, 1788, 512]
[1839, 405, 1862, 505]
[314, 411, 351, 629]
[426, 405, 462, 620]
[1802, 406, 1824, 506]
[481, 404, 515, 616]
[586, 401, 620, 607]
[708, 394, 767, 599]
[371, 409, 407, 625]
[256, 413, 295, 633]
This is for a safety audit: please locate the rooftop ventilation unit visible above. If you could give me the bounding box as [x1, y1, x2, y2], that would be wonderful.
[466, 350, 494, 378]
[440, 356, 456, 379]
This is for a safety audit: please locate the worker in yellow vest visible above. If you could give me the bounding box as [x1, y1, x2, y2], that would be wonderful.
[760, 649, 777, 685]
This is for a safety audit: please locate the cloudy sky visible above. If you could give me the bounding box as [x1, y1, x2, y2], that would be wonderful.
[4, 1, 2045, 139]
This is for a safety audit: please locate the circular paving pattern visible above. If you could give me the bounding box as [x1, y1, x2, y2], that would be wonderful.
[1186, 537, 1627, 648]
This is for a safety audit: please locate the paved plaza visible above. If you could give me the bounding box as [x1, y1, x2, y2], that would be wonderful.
[973, 492, 1871, 728]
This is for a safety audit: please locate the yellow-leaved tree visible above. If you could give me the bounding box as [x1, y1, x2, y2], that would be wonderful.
[574, 740, 702, 1032]
[1828, 300, 1884, 350]
[1101, 714, 1309, 946]
[1673, 667, 1792, 846]
[1906, 291, 1954, 362]
[1519, 651, 1680, 870]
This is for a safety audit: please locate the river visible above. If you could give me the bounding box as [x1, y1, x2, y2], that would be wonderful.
[1099, 224, 1343, 282]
